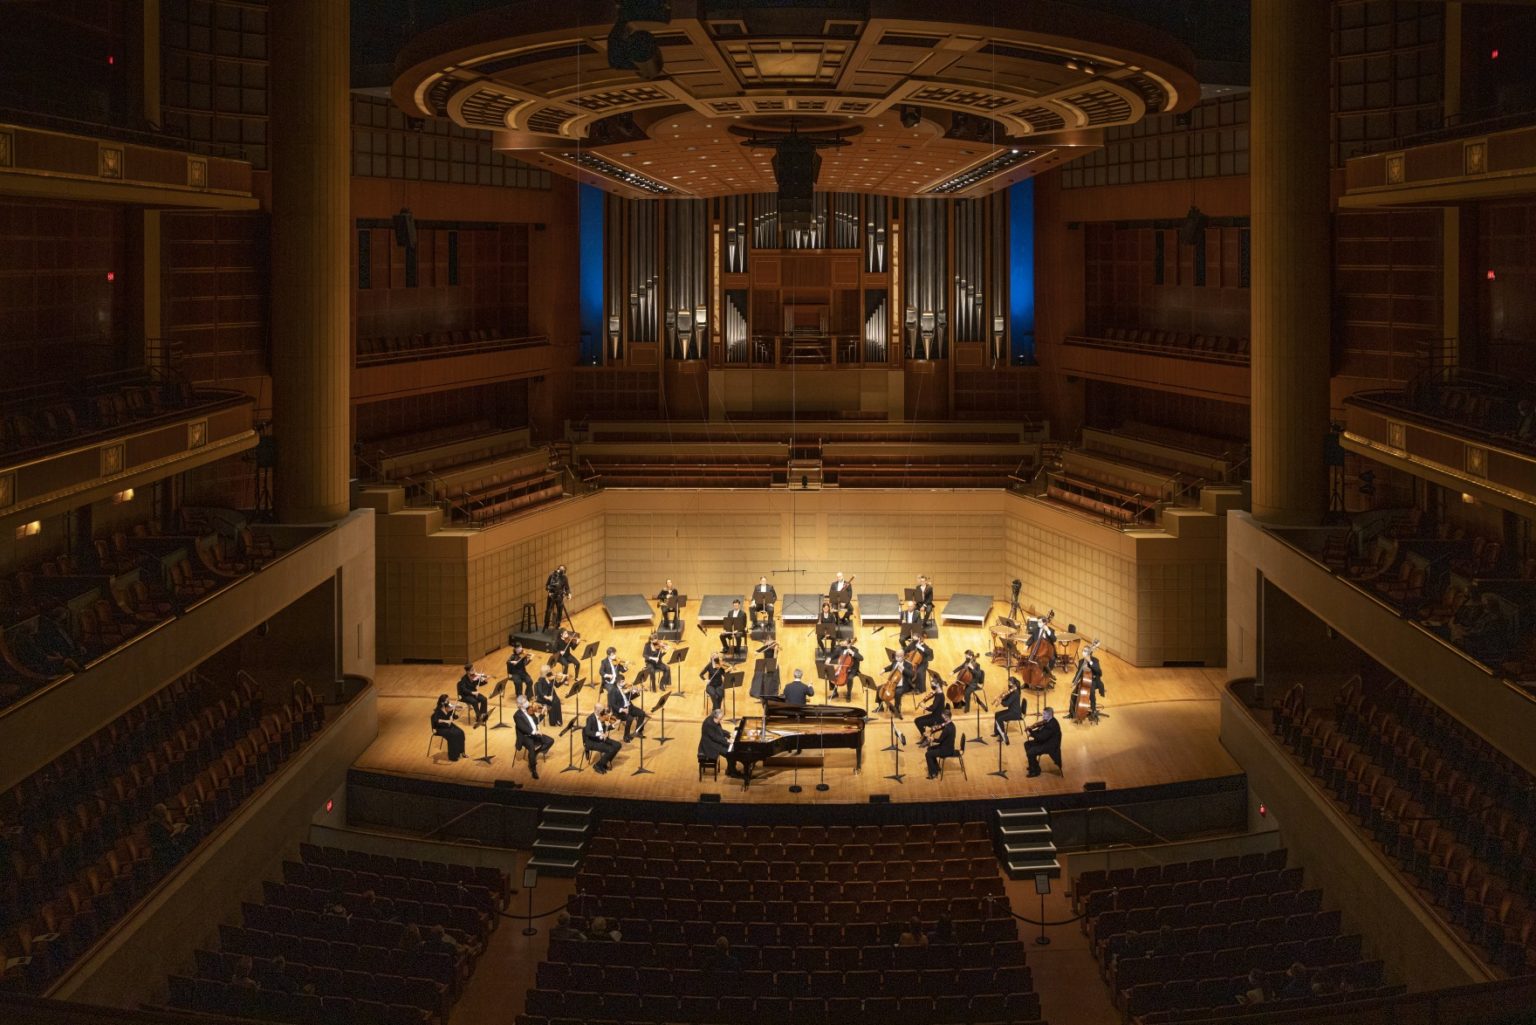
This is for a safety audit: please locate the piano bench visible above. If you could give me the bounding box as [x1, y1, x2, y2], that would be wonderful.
[698, 755, 720, 781]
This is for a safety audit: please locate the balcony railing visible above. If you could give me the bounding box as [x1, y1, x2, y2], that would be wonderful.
[718, 334, 901, 369]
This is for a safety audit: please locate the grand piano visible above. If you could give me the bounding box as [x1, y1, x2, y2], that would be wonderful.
[725, 698, 868, 787]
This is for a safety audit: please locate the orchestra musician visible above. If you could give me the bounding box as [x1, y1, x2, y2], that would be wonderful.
[881, 650, 918, 718]
[605, 671, 648, 742]
[899, 600, 922, 641]
[1025, 706, 1063, 777]
[782, 668, 814, 706]
[642, 635, 671, 692]
[994, 677, 1024, 743]
[544, 565, 570, 629]
[904, 634, 935, 690]
[505, 642, 533, 699]
[431, 694, 466, 761]
[750, 576, 776, 629]
[455, 663, 489, 724]
[554, 629, 581, 676]
[953, 650, 986, 711]
[582, 707, 620, 774]
[924, 710, 958, 780]
[599, 646, 622, 687]
[656, 579, 680, 628]
[721, 599, 748, 656]
[698, 708, 731, 764]
[815, 598, 840, 654]
[914, 575, 935, 623]
[825, 637, 863, 700]
[1027, 609, 1057, 646]
[1082, 647, 1106, 714]
[700, 654, 728, 713]
[914, 680, 949, 742]
[829, 572, 854, 622]
[534, 666, 564, 726]
[512, 696, 554, 779]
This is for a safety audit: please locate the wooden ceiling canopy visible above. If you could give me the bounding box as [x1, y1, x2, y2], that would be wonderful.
[392, 0, 1199, 199]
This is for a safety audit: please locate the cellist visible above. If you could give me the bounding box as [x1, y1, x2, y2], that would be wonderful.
[951, 649, 986, 712]
[880, 649, 917, 718]
[825, 637, 863, 700]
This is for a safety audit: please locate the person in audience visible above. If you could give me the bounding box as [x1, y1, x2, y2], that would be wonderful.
[258, 954, 300, 995]
[898, 917, 929, 947]
[431, 693, 466, 761]
[427, 924, 476, 982]
[1456, 593, 1516, 659]
[1237, 968, 1270, 1005]
[147, 802, 192, 871]
[708, 935, 741, 973]
[587, 915, 622, 941]
[551, 913, 582, 941]
[927, 915, 955, 945]
[1279, 961, 1311, 1000]
[230, 955, 257, 991]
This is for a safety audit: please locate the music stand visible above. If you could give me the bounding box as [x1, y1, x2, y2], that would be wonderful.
[559, 717, 583, 773]
[749, 659, 779, 702]
[473, 718, 495, 765]
[630, 687, 654, 777]
[579, 642, 599, 685]
[885, 729, 907, 784]
[489, 677, 512, 729]
[815, 621, 838, 656]
[668, 646, 689, 696]
[661, 593, 683, 629]
[725, 669, 745, 719]
[653, 691, 674, 745]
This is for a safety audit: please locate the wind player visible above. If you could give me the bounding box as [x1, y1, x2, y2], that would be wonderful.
[721, 599, 748, 656]
[455, 663, 489, 725]
[829, 572, 854, 622]
[581, 706, 620, 774]
[642, 635, 671, 692]
[750, 576, 776, 630]
[700, 654, 728, 713]
[924, 710, 958, 780]
[815, 598, 840, 655]
[913, 575, 935, 623]
[824, 636, 863, 701]
[698, 708, 731, 765]
[656, 579, 680, 628]
[505, 642, 533, 699]
[952, 650, 986, 712]
[512, 695, 554, 779]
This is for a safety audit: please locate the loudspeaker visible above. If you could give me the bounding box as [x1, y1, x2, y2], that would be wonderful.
[1177, 205, 1206, 246]
[393, 209, 417, 249]
[869, 794, 891, 804]
[698, 793, 721, 803]
[1083, 781, 1107, 792]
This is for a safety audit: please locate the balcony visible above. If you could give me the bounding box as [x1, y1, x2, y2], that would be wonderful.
[1342, 118, 1536, 207]
[1060, 328, 1250, 403]
[351, 334, 557, 403]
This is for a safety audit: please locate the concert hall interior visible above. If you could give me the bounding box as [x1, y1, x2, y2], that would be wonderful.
[5, 1, 1536, 1024]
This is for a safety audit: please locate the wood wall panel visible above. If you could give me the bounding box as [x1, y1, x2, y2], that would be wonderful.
[466, 501, 604, 658]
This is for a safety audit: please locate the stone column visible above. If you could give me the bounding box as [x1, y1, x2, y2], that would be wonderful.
[270, 0, 351, 522]
[1249, 0, 1332, 525]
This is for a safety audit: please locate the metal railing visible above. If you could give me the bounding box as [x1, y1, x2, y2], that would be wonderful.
[355, 334, 550, 368]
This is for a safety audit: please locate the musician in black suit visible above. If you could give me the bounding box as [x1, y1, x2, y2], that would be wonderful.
[994, 677, 1023, 743]
[456, 663, 489, 724]
[544, 565, 569, 629]
[914, 681, 948, 741]
[505, 643, 533, 699]
[924, 710, 958, 779]
[431, 694, 465, 761]
[824, 639, 863, 700]
[606, 676, 648, 741]
[1083, 650, 1106, 714]
[881, 651, 918, 717]
[599, 646, 622, 687]
[513, 696, 554, 779]
[815, 598, 840, 654]
[750, 577, 776, 629]
[534, 667, 564, 726]
[642, 636, 671, 692]
[1025, 706, 1063, 777]
[913, 575, 935, 623]
[904, 635, 935, 691]
[899, 600, 923, 641]
[829, 572, 854, 622]
[700, 654, 728, 713]
[698, 708, 731, 762]
[582, 708, 621, 774]
[1027, 610, 1056, 646]
[953, 650, 986, 712]
[782, 669, 814, 706]
[554, 629, 581, 675]
[721, 599, 748, 656]
[656, 579, 680, 628]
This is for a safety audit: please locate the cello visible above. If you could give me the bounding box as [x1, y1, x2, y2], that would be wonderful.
[834, 649, 856, 694]
[1068, 640, 1102, 721]
[877, 654, 906, 708]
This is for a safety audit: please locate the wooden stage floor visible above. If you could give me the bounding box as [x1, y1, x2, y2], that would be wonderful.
[356, 600, 1240, 805]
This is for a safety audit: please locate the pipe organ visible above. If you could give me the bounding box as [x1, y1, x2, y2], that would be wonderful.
[953, 199, 985, 344]
[902, 199, 948, 359]
[863, 293, 888, 363]
[665, 199, 708, 359]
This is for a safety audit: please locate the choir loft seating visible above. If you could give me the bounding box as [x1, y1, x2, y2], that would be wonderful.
[1, 674, 323, 993]
[357, 422, 564, 527]
[518, 818, 1045, 1025]
[1073, 849, 1403, 1023]
[1064, 326, 1251, 365]
[355, 329, 549, 367]
[165, 844, 510, 1025]
[0, 510, 280, 709]
[1388, 364, 1536, 453]
[1272, 675, 1536, 977]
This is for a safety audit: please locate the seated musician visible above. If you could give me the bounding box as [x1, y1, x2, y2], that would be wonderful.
[904, 635, 934, 690]
[782, 668, 814, 706]
[721, 599, 748, 656]
[431, 694, 466, 761]
[750, 576, 776, 628]
[655, 579, 681, 627]
[924, 710, 958, 780]
[456, 663, 489, 724]
[599, 646, 622, 687]
[554, 629, 581, 675]
[914, 680, 948, 742]
[642, 635, 671, 692]
[700, 653, 728, 713]
[881, 651, 918, 718]
[815, 598, 840, 654]
[698, 707, 731, 765]
[899, 600, 923, 641]
[824, 638, 863, 700]
[1025, 706, 1063, 777]
[605, 672, 648, 742]
[512, 695, 554, 780]
[582, 707, 621, 774]
[994, 677, 1023, 743]
[914, 575, 935, 623]
[505, 642, 534, 699]
[953, 650, 986, 712]
[829, 572, 854, 622]
[534, 666, 564, 726]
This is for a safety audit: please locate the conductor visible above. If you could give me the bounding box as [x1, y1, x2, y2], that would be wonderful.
[1025, 706, 1063, 777]
[782, 668, 814, 706]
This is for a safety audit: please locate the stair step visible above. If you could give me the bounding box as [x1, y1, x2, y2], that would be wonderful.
[538, 821, 589, 836]
[1003, 842, 1058, 858]
[527, 856, 581, 877]
[1006, 857, 1061, 880]
[542, 805, 593, 821]
[997, 808, 1049, 826]
[999, 825, 1052, 841]
[532, 838, 585, 855]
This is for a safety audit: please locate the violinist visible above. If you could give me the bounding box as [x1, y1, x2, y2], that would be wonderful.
[700, 654, 728, 713]
[505, 642, 533, 699]
[643, 635, 671, 692]
[656, 579, 680, 628]
[1025, 706, 1063, 778]
[994, 677, 1023, 744]
[431, 694, 466, 761]
[534, 666, 564, 726]
[599, 646, 622, 687]
[952, 650, 986, 712]
[815, 598, 840, 654]
[605, 670, 648, 741]
[923, 710, 957, 780]
[554, 629, 582, 675]
[881, 650, 917, 718]
[826, 638, 863, 700]
[513, 696, 554, 779]
[456, 663, 489, 724]
[914, 575, 935, 623]
[582, 707, 620, 774]
[721, 599, 748, 656]
[913, 679, 948, 742]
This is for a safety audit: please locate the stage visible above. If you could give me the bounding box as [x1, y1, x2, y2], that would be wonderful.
[356, 598, 1240, 806]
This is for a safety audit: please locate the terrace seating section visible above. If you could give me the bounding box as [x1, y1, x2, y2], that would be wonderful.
[357, 423, 565, 526]
[166, 844, 510, 1025]
[1042, 470, 1158, 525]
[0, 675, 322, 992]
[355, 328, 547, 367]
[0, 372, 221, 463]
[0, 513, 277, 708]
[517, 819, 1046, 1025]
[1065, 326, 1251, 365]
[821, 442, 1034, 489]
[1396, 368, 1536, 453]
[1271, 675, 1536, 976]
[1072, 849, 1403, 1024]
[576, 443, 789, 490]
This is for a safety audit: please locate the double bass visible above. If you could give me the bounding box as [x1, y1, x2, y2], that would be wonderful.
[1068, 640, 1102, 721]
[1019, 612, 1057, 691]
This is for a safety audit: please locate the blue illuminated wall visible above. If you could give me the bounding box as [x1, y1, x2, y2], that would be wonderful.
[578, 184, 605, 365]
[1008, 179, 1036, 364]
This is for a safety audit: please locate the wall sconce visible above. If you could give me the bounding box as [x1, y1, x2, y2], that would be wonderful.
[112, 488, 135, 504]
[15, 521, 40, 539]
